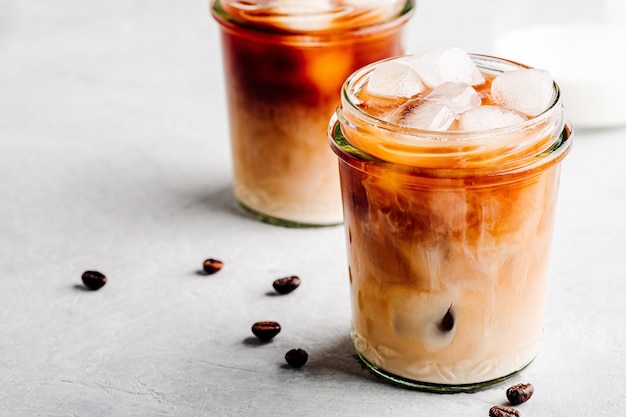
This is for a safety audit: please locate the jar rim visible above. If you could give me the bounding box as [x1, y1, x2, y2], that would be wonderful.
[211, 0, 415, 35]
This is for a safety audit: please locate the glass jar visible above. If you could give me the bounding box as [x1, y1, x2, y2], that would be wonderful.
[329, 54, 573, 392]
[211, 0, 415, 227]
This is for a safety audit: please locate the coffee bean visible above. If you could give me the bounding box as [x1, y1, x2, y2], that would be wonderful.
[272, 275, 301, 294]
[202, 258, 223, 275]
[81, 270, 107, 290]
[251, 321, 281, 341]
[285, 348, 308, 368]
[506, 383, 534, 405]
[439, 306, 454, 332]
[489, 405, 521, 417]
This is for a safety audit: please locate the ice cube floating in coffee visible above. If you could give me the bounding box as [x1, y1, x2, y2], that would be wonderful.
[359, 46, 555, 131]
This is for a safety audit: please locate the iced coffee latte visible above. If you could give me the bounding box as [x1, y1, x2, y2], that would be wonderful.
[329, 47, 572, 391]
[211, 0, 415, 226]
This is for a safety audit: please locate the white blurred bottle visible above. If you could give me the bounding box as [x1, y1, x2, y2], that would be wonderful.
[491, 0, 626, 129]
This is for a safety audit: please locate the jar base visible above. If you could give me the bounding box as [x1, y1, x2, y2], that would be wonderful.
[356, 351, 534, 393]
[235, 200, 343, 228]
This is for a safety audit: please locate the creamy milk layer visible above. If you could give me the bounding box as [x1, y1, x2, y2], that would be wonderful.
[229, 99, 343, 225]
[344, 164, 560, 384]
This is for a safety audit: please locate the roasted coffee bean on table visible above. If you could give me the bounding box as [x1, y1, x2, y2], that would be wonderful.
[506, 382, 535, 405]
[202, 258, 224, 275]
[251, 321, 281, 341]
[284, 348, 308, 368]
[81, 270, 107, 290]
[489, 405, 521, 417]
[272, 275, 301, 294]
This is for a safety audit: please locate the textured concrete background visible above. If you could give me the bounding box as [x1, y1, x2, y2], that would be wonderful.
[1, 1, 624, 416]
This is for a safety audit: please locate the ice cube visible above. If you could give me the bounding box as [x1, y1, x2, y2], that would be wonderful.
[406, 46, 485, 88]
[366, 61, 425, 98]
[491, 69, 554, 117]
[458, 105, 526, 131]
[392, 99, 457, 131]
[426, 82, 482, 114]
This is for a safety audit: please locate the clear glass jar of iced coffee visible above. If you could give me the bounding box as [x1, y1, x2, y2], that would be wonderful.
[211, 0, 415, 227]
[329, 48, 573, 392]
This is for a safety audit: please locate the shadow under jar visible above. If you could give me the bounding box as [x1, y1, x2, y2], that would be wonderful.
[211, 0, 415, 227]
[329, 54, 572, 392]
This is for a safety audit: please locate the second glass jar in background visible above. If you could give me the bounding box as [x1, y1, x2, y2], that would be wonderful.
[211, 0, 415, 227]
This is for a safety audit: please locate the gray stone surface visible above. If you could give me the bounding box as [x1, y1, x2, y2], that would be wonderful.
[1, 1, 624, 416]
